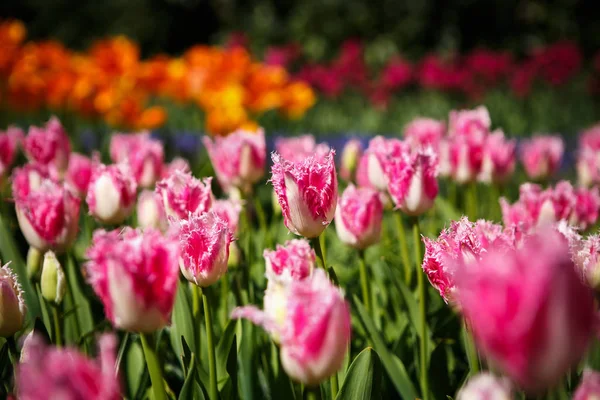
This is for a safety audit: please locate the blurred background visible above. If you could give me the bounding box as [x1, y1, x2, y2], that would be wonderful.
[1, 0, 599, 140]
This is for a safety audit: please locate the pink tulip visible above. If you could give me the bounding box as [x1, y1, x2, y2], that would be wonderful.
[271, 150, 338, 238]
[86, 227, 179, 332]
[136, 190, 168, 232]
[174, 211, 232, 287]
[571, 186, 600, 229]
[203, 128, 266, 193]
[520, 135, 564, 180]
[456, 373, 512, 400]
[361, 136, 408, 191]
[573, 369, 600, 400]
[17, 334, 120, 399]
[65, 152, 94, 197]
[478, 129, 517, 184]
[386, 147, 439, 215]
[339, 139, 363, 182]
[275, 135, 330, 163]
[448, 106, 492, 138]
[335, 185, 383, 249]
[109, 132, 164, 188]
[12, 164, 80, 252]
[456, 231, 596, 393]
[448, 135, 486, 184]
[212, 199, 243, 235]
[403, 118, 446, 150]
[232, 270, 351, 385]
[264, 239, 315, 284]
[572, 234, 600, 291]
[0, 261, 26, 337]
[577, 124, 600, 187]
[86, 163, 137, 225]
[155, 170, 213, 221]
[161, 157, 191, 178]
[0, 126, 23, 180]
[23, 117, 71, 174]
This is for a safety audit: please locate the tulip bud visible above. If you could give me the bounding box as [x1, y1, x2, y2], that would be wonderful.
[23, 116, 71, 175]
[271, 150, 338, 238]
[136, 190, 167, 232]
[403, 118, 445, 150]
[26, 247, 42, 281]
[573, 369, 600, 400]
[335, 185, 383, 249]
[65, 152, 93, 197]
[274, 135, 331, 163]
[85, 228, 180, 332]
[41, 251, 66, 305]
[174, 211, 232, 287]
[520, 135, 564, 180]
[264, 239, 315, 284]
[203, 128, 266, 194]
[477, 129, 516, 184]
[456, 373, 512, 400]
[456, 231, 596, 393]
[362, 136, 408, 192]
[110, 132, 164, 188]
[0, 126, 23, 182]
[86, 163, 137, 225]
[339, 139, 363, 182]
[155, 170, 213, 221]
[0, 261, 27, 337]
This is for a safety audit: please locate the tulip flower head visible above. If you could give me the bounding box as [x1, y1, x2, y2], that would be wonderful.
[520, 135, 564, 180]
[203, 128, 266, 193]
[155, 170, 213, 221]
[456, 373, 512, 400]
[573, 235, 600, 291]
[335, 185, 383, 249]
[109, 132, 164, 188]
[448, 106, 492, 138]
[13, 164, 80, 252]
[65, 152, 94, 197]
[232, 270, 351, 385]
[136, 190, 168, 232]
[0, 261, 26, 337]
[175, 211, 232, 287]
[161, 157, 191, 178]
[212, 198, 243, 235]
[86, 228, 180, 332]
[577, 124, 600, 187]
[86, 162, 137, 225]
[271, 150, 338, 238]
[264, 239, 315, 285]
[275, 134, 330, 163]
[0, 126, 23, 180]
[456, 231, 596, 393]
[478, 129, 517, 184]
[339, 139, 363, 182]
[362, 136, 408, 191]
[40, 251, 66, 305]
[573, 369, 600, 400]
[17, 334, 120, 400]
[23, 117, 71, 174]
[385, 147, 439, 216]
[403, 117, 445, 150]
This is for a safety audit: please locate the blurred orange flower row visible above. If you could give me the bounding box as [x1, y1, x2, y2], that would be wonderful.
[0, 20, 316, 135]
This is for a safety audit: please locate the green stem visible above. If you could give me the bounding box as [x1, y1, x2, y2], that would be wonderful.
[220, 276, 229, 327]
[358, 249, 371, 315]
[310, 235, 327, 269]
[330, 372, 339, 399]
[203, 289, 218, 400]
[253, 196, 271, 248]
[52, 306, 62, 347]
[140, 333, 167, 400]
[466, 183, 478, 220]
[305, 386, 319, 400]
[192, 283, 202, 353]
[394, 212, 412, 285]
[462, 321, 480, 376]
[412, 218, 428, 400]
[6, 336, 18, 366]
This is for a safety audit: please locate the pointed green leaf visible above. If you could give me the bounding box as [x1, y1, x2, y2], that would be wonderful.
[125, 340, 145, 398]
[336, 348, 382, 400]
[179, 353, 206, 400]
[170, 281, 196, 363]
[216, 319, 237, 386]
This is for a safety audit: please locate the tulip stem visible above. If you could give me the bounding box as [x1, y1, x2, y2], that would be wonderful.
[202, 289, 219, 400]
[6, 336, 18, 366]
[466, 183, 478, 220]
[330, 373, 339, 398]
[358, 249, 371, 315]
[462, 321, 480, 376]
[51, 306, 62, 347]
[310, 234, 327, 269]
[253, 196, 270, 248]
[412, 217, 428, 400]
[140, 332, 167, 400]
[305, 386, 320, 400]
[394, 212, 412, 285]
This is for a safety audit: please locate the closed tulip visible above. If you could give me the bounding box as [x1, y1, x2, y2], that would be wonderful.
[155, 170, 213, 221]
[136, 190, 168, 232]
[520, 135, 564, 180]
[110, 132, 164, 188]
[23, 116, 71, 175]
[456, 373, 512, 400]
[264, 239, 315, 284]
[339, 139, 363, 182]
[86, 163, 137, 225]
[0, 261, 26, 337]
[335, 185, 383, 249]
[65, 152, 94, 197]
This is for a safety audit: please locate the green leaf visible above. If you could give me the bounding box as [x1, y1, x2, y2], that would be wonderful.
[220, 336, 238, 400]
[216, 319, 237, 385]
[179, 353, 206, 400]
[170, 281, 196, 363]
[353, 296, 418, 400]
[0, 213, 40, 320]
[125, 339, 145, 398]
[434, 197, 461, 222]
[336, 348, 382, 400]
[65, 254, 94, 338]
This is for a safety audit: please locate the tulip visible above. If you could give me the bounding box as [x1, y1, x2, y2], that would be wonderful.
[136, 190, 168, 231]
[155, 170, 213, 221]
[275, 134, 330, 163]
[203, 128, 266, 193]
[23, 116, 71, 175]
[174, 211, 232, 287]
[17, 333, 120, 399]
[403, 117, 445, 150]
[362, 136, 408, 191]
[520, 135, 564, 180]
[577, 124, 600, 187]
[339, 139, 363, 182]
[65, 152, 94, 197]
[40, 251, 66, 305]
[109, 132, 164, 188]
[335, 185, 383, 249]
[232, 270, 351, 385]
[264, 239, 315, 284]
[271, 150, 338, 238]
[85, 227, 180, 332]
[477, 129, 517, 184]
[456, 373, 512, 400]
[212, 198, 243, 235]
[456, 231, 596, 393]
[161, 156, 191, 178]
[86, 163, 137, 225]
[0, 126, 23, 181]
[571, 186, 600, 229]
[573, 369, 600, 400]
[12, 164, 80, 252]
[386, 147, 439, 216]
[572, 234, 600, 291]
[448, 105, 491, 138]
[0, 261, 26, 337]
